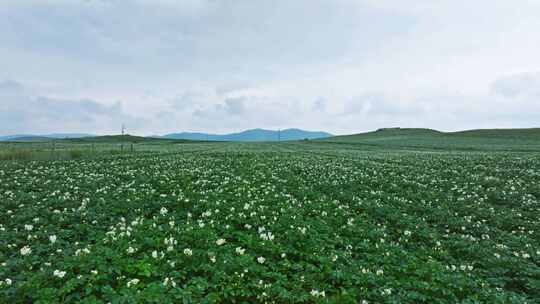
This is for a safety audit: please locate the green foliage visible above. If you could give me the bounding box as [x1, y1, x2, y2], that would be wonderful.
[0, 142, 539, 303]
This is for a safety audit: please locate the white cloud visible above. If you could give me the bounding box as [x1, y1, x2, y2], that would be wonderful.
[1, 1, 539, 135]
[491, 72, 540, 99]
[0, 80, 141, 135]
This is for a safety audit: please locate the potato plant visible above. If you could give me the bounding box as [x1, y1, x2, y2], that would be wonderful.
[0, 145, 539, 303]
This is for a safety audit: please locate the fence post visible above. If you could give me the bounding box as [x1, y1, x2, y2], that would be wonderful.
[52, 141, 56, 160]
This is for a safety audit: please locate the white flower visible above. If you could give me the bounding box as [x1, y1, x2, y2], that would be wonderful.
[163, 277, 176, 287]
[164, 237, 177, 246]
[152, 250, 158, 259]
[126, 247, 136, 254]
[404, 230, 412, 236]
[75, 248, 91, 256]
[53, 270, 66, 278]
[49, 235, 57, 244]
[24, 224, 33, 231]
[20, 245, 31, 256]
[257, 256, 265, 264]
[91, 270, 98, 275]
[127, 278, 140, 288]
[216, 238, 226, 246]
[5, 278, 12, 285]
[259, 232, 275, 241]
[235, 247, 245, 255]
[310, 289, 325, 297]
[160, 207, 168, 215]
[183, 248, 193, 256]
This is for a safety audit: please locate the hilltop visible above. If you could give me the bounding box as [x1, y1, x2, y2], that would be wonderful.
[449, 128, 540, 139]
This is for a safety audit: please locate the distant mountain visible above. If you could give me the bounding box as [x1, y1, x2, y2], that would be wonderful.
[1, 136, 53, 142]
[66, 135, 185, 143]
[0, 133, 93, 141]
[162, 128, 333, 142]
[0, 130, 332, 142]
[46, 133, 95, 139]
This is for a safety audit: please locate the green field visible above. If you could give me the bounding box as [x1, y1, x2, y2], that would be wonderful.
[1, 130, 539, 303]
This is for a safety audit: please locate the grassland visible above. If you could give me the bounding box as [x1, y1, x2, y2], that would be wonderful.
[0, 129, 539, 303]
[320, 128, 540, 152]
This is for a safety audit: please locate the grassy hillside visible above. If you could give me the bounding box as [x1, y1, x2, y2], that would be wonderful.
[449, 128, 540, 139]
[320, 128, 540, 151]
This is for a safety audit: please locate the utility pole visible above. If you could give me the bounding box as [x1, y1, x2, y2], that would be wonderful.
[121, 124, 126, 153]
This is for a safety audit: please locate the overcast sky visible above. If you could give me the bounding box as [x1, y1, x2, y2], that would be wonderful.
[1, 0, 540, 135]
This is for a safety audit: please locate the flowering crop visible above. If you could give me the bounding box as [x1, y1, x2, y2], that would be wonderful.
[0, 144, 539, 303]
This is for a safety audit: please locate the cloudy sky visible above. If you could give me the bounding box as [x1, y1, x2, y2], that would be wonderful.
[1, 0, 540, 135]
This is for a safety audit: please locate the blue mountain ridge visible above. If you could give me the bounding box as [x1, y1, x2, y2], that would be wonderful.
[162, 128, 333, 141]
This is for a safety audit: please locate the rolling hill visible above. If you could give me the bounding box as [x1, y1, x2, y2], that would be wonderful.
[0, 133, 94, 142]
[449, 128, 540, 139]
[319, 127, 540, 151]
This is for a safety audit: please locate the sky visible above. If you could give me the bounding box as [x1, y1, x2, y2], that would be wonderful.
[1, 0, 540, 136]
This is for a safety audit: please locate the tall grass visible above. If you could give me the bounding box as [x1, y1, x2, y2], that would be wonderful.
[0, 150, 34, 161]
[0, 149, 125, 161]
